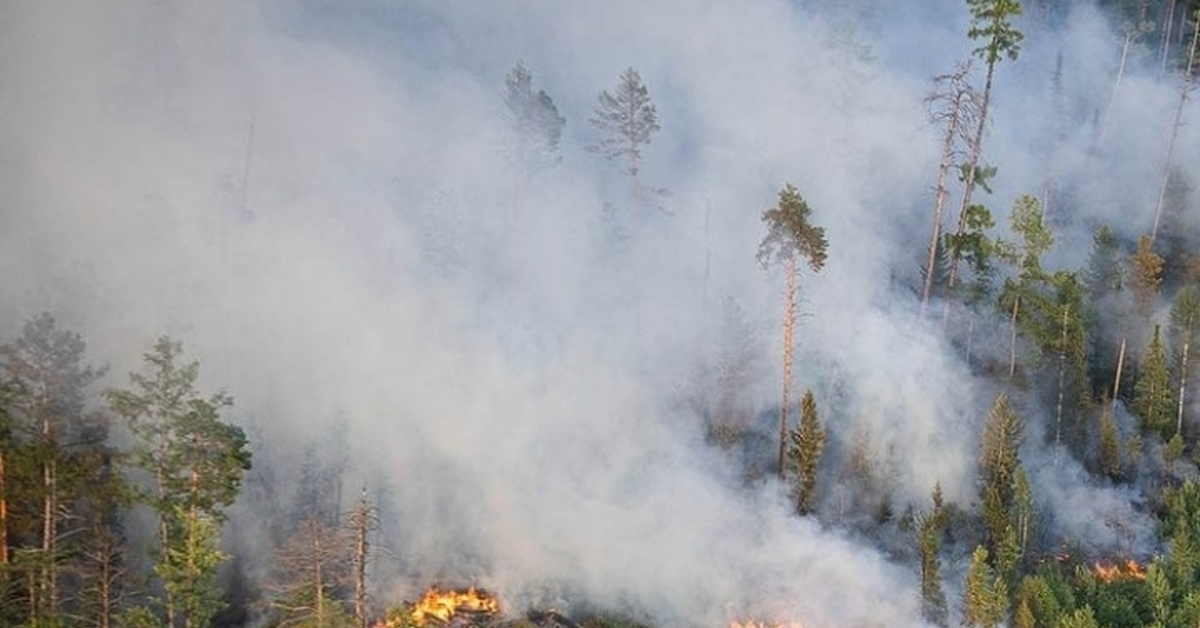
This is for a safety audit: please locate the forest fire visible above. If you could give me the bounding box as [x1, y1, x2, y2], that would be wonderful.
[409, 586, 501, 625]
[1092, 559, 1146, 583]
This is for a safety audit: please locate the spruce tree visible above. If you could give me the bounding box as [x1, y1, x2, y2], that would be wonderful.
[1133, 325, 1174, 439]
[787, 390, 826, 516]
[917, 484, 949, 627]
[963, 545, 1009, 628]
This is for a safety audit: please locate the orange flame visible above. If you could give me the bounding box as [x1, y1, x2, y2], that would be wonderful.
[1093, 558, 1146, 583]
[410, 586, 500, 625]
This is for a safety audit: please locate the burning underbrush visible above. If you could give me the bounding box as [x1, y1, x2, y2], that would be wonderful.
[1091, 558, 1146, 583]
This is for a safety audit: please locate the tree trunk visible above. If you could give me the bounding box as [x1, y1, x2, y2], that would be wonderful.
[1177, 336, 1190, 438]
[1161, 0, 1179, 78]
[778, 256, 797, 480]
[921, 92, 963, 317]
[1101, 29, 1135, 141]
[1151, 13, 1199, 242]
[1054, 305, 1070, 449]
[314, 527, 326, 628]
[1112, 336, 1127, 402]
[351, 491, 372, 628]
[944, 58, 997, 310]
[1008, 295, 1021, 381]
[40, 415, 58, 622]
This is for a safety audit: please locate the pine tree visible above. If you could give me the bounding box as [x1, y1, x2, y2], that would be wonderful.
[997, 194, 1055, 381]
[107, 337, 251, 628]
[787, 390, 826, 516]
[502, 61, 566, 204]
[757, 184, 829, 479]
[963, 545, 1010, 628]
[0, 313, 106, 625]
[946, 0, 1024, 300]
[1098, 406, 1122, 479]
[1133, 325, 1174, 438]
[589, 67, 660, 213]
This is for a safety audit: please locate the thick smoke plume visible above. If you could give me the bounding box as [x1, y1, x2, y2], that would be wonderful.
[0, 0, 1189, 626]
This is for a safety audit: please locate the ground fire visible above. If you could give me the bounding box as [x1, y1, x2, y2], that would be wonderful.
[1092, 559, 1146, 583]
[408, 586, 501, 625]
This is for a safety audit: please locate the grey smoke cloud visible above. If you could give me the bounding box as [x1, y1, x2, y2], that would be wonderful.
[0, 0, 1187, 626]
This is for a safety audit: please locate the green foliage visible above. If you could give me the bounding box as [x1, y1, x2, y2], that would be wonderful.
[503, 61, 566, 177]
[918, 484, 949, 627]
[107, 337, 251, 628]
[1053, 606, 1098, 628]
[589, 67, 659, 177]
[945, 203, 1001, 305]
[1098, 407, 1122, 479]
[964, 545, 1010, 628]
[787, 390, 826, 516]
[757, 184, 829, 273]
[1133, 326, 1174, 439]
[967, 0, 1025, 65]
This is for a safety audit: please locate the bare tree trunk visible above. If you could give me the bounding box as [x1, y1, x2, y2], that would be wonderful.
[1177, 337, 1190, 437]
[1151, 13, 1199, 242]
[1055, 305, 1070, 449]
[921, 93, 963, 317]
[1162, 0, 1179, 78]
[348, 488, 375, 628]
[1112, 337, 1128, 402]
[944, 60, 997, 315]
[778, 256, 797, 480]
[40, 414, 58, 622]
[1008, 295, 1021, 381]
[314, 532, 325, 628]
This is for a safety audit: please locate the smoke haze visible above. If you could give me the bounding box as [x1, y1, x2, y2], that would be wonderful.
[1, 0, 1192, 625]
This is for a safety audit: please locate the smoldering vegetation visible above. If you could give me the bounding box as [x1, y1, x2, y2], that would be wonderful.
[2, 0, 1200, 627]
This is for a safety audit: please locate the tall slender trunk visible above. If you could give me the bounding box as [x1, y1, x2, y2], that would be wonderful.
[157, 448, 175, 628]
[1101, 29, 1135, 142]
[1161, 0, 1179, 78]
[314, 526, 326, 628]
[1008, 295, 1021, 381]
[40, 414, 58, 621]
[1151, 13, 1199, 242]
[1055, 305, 1070, 449]
[1177, 336, 1191, 437]
[921, 92, 963, 317]
[944, 59, 997, 315]
[778, 257, 797, 480]
[1112, 337, 1128, 402]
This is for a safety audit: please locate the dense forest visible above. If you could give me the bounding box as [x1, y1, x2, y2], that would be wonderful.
[4, 0, 1200, 627]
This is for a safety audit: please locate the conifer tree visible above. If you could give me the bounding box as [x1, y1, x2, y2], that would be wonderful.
[589, 67, 660, 213]
[997, 194, 1055, 381]
[502, 61, 566, 204]
[978, 393, 1027, 566]
[917, 484, 949, 627]
[1133, 325, 1174, 438]
[757, 184, 828, 479]
[787, 390, 826, 516]
[1170, 283, 1200, 437]
[1129, 234, 1164, 326]
[963, 545, 1009, 628]
[1098, 407, 1122, 479]
[0, 313, 106, 624]
[107, 338, 251, 628]
[946, 0, 1024, 298]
